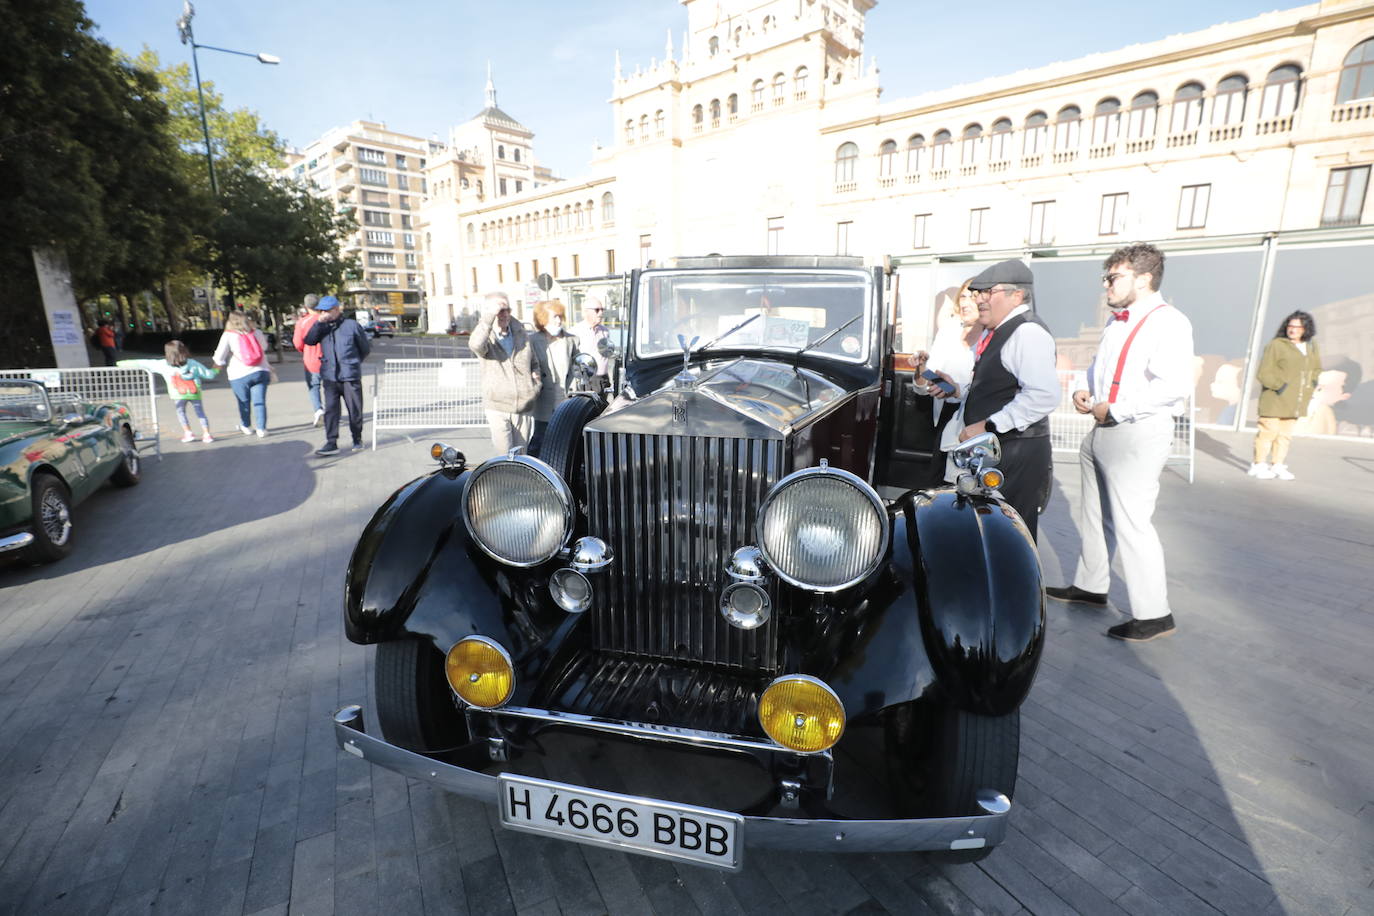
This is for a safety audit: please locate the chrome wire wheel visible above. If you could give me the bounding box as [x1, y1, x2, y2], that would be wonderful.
[111, 425, 141, 487]
[40, 487, 71, 546]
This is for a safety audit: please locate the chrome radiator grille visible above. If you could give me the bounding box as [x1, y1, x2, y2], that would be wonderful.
[584, 432, 785, 671]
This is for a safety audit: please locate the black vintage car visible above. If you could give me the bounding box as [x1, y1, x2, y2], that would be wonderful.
[334, 256, 1044, 871]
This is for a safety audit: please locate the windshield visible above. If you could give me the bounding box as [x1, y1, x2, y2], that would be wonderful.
[0, 382, 51, 422]
[634, 269, 873, 363]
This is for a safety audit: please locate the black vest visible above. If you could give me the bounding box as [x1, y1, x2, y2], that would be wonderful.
[964, 312, 1051, 440]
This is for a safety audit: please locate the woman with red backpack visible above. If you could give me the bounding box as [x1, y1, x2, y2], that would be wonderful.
[213, 311, 275, 437]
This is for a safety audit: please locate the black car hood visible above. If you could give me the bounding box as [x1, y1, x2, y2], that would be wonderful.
[591, 358, 853, 438]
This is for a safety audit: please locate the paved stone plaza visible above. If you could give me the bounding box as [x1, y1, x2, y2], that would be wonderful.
[1, 349, 1372, 915]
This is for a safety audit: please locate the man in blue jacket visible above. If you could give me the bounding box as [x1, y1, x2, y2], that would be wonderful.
[304, 295, 372, 456]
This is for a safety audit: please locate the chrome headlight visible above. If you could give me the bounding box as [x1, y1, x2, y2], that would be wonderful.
[756, 461, 888, 592]
[462, 453, 574, 566]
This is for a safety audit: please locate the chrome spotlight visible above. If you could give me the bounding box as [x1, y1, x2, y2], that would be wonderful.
[726, 546, 766, 583]
[549, 567, 593, 613]
[720, 581, 771, 630]
[568, 536, 613, 573]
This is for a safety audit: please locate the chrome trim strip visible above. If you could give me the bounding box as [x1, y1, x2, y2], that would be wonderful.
[0, 532, 35, 554]
[334, 705, 1011, 854]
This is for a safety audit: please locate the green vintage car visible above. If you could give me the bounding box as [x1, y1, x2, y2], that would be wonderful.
[0, 378, 141, 563]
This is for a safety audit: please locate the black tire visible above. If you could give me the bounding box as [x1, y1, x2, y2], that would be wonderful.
[536, 394, 604, 483]
[27, 475, 74, 563]
[109, 425, 141, 487]
[374, 639, 468, 752]
[932, 707, 1020, 818]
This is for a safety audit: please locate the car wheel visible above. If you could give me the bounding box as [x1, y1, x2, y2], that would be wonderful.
[536, 395, 604, 493]
[374, 639, 469, 753]
[109, 425, 141, 487]
[931, 707, 1019, 820]
[28, 475, 74, 563]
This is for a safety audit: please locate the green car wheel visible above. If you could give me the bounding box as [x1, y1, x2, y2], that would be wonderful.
[29, 475, 74, 563]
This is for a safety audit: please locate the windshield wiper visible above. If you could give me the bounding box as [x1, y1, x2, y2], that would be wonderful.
[697, 312, 760, 352]
[797, 314, 862, 355]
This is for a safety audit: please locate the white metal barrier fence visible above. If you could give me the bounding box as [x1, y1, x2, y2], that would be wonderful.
[1048, 371, 1195, 483]
[0, 366, 161, 459]
[371, 358, 485, 450]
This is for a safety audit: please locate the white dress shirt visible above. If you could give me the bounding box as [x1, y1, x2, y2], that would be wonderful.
[939, 304, 1060, 455]
[1087, 291, 1195, 422]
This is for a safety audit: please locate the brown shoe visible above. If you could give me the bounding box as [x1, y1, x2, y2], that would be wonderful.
[1107, 615, 1176, 642]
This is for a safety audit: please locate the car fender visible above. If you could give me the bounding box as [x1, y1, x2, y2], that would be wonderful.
[911, 490, 1045, 716]
[344, 468, 552, 666]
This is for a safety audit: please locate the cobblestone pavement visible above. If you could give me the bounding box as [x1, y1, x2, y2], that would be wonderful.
[1, 348, 1372, 915]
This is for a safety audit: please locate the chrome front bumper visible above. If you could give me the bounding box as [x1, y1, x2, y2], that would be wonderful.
[333, 705, 1011, 855]
[0, 532, 34, 555]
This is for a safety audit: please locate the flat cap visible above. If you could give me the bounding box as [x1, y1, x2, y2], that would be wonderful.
[968, 259, 1034, 290]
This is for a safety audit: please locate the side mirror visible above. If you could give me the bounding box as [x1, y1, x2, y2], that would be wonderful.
[950, 432, 1001, 471]
[596, 336, 617, 360]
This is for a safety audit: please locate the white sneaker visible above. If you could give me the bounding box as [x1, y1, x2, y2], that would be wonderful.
[1271, 464, 1295, 480]
[255, 428, 267, 438]
[180, 431, 196, 443]
[1247, 462, 1275, 479]
[239, 425, 253, 436]
[313, 409, 324, 428]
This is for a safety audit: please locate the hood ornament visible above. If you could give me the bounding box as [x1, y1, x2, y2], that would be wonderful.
[673, 334, 699, 390]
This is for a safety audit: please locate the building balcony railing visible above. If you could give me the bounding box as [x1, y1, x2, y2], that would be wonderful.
[711, 118, 720, 129]
[834, 181, 857, 193]
[728, 114, 738, 124]
[878, 176, 896, 188]
[692, 123, 703, 134]
[1320, 216, 1362, 228]
[1124, 138, 1155, 153]
[930, 168, 951, 181]
[989, 160, 1009, 173]
[1020, 154, 1042, 169]
[1209, 124, 1243, 142]
[771, 96, 784, 107]
[904, 173, 920, 184]
[1089, 143, 1116, 159]
[1332, 100, 1374, 123]
[1052, 150, 1078, 164]
[335, 159, 352, 171]
[960, 165, 977, 177]
[1255, 114, 1294, 134]
[1166, 130, 1197, 148]
[794, 90, 807, 101]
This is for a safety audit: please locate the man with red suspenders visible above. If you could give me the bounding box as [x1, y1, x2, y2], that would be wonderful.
[1046, 243, 1195, 641]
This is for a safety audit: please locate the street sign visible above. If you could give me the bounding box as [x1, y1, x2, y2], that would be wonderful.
[387, 292, 404, 306]
[192, 286, 209, 302]
[537, 273, 554, 292]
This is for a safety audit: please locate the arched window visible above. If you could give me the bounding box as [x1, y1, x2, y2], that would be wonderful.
[624, 119, 634, 142]
[710, 99, 721, 125]
[795, 66, 809, 96]
[543, 209, 551, 235]
[575, 203, 584, 230]
[476, 179, 483, 197]
[654, 109, 665, 137]
[1170, 82, 1206, 133]
[727, 94, 738, 116]
[960, 123, 983, 165]
[602, 192, 615, 223]
[752, 79, 766, 107]
[497, 144, 505, 159]
[905, 134, 925, 172]
[1213, 74, 1248, 125]
[1260, 65, 1302, 118]
[1337, 38, 1374, 103]
[513, 148, 521, 162]
[460, 177, 469, 189]
[1053, 105, 1081, 150]
[835, 142, 859, 183]
[878, 139, 897, 177]
[1023, 111, 1048, 155]
[639, 115, 648, 140]
[1127, 91, 1158, 139]
[932, 129, 952, 169]
[692, 104, 703, 126]
[989, 118, 1012, 161]
[531, 211, 540, 238]
[1092, 98, 1121, 144]
[708, 35, 719, 56]
[480, 223, 488, 248]
[465, 224, 474, 249]
[772, 72, 786, 101]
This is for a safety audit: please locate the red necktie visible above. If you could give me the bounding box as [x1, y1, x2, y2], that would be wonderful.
[975, 329, 993, 358]
[1112, 310, 1130, 322]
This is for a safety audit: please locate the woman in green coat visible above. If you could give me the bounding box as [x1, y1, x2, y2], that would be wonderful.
[1249, 310, 1321, 480]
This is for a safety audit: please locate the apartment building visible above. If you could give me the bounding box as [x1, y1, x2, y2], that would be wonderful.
[285, 120, 434, 326]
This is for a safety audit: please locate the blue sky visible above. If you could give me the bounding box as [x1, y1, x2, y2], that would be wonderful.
[85, 0, 1292, 178]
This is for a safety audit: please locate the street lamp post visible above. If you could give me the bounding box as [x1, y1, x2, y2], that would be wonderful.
[176, 1, 278, 319]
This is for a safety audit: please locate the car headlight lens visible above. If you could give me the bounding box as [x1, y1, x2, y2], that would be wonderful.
[462, 454, 573, 566]
[445, 637, 515, 708]
[756, 463, 888, 591]
[758, 675, 845, 753]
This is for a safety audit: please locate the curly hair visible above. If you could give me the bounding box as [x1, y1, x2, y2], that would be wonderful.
[1275, 310, 1315, 341]
[1104, 243, 1165, 291]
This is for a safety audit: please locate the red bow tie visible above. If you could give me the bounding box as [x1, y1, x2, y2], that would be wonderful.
[1112, 310, 1130, 322]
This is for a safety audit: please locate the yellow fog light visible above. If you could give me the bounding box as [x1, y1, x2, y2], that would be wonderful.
[758, 675, 845, 753]
[445, 637, 514, 708]
[980, 468, 1004, 490]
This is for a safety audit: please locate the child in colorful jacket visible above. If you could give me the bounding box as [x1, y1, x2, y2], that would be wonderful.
[119, 340, 220, 442]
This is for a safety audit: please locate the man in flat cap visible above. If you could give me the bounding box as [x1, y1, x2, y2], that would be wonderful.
[924, 259, 1059, 540]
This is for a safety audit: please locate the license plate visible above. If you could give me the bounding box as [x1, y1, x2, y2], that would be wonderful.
[498, 774, 743, 870]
